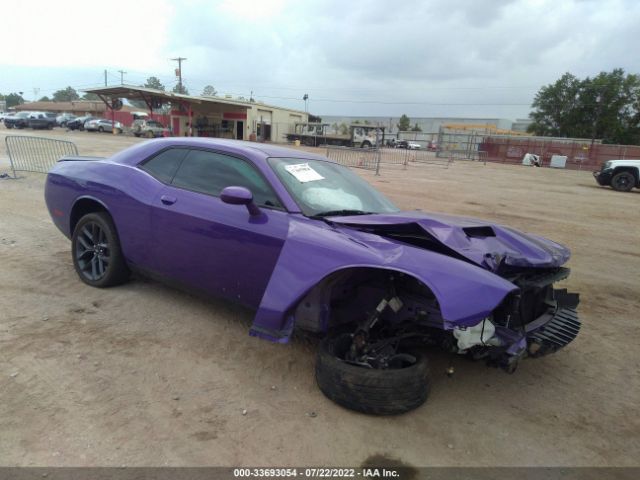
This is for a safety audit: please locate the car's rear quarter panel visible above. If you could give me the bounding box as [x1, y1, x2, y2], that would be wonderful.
[45, 159, 164, 268]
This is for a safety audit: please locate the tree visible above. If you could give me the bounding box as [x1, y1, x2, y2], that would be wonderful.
[52, 86, 80, 102]
[411, 123, 422, 132]
[397, 114, 411, 131]
[338, 122, 349, 135]
[144, 76, 165, 91]
[528, 69, 640, 145]
[38, 96, 51, 102]
[172, 84, 189, 95]
[201, 85, 217, 96]
[129, 76, 167, 109]
[308, 114, 322, 123]
[82, 92, 100, 100]
[4, 93, 25, 108]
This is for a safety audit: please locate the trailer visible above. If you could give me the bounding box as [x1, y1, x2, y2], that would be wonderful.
[285, 123, 385, 148]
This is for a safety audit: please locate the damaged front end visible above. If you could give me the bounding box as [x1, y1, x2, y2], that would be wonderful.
[333, 267, 580, 375]
[320, 214, 581, 373]
[480, 266, 580, 372]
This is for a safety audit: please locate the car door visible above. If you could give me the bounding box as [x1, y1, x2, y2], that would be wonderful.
[149, 148, 290, 308]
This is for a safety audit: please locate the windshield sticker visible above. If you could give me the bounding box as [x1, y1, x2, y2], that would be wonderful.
[284, 163, 325, 183]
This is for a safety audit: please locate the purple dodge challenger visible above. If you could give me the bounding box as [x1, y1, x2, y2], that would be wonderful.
[45, 138, 580, 414]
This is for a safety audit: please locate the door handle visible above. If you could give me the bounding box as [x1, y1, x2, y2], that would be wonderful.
[160, 195, 177, 205]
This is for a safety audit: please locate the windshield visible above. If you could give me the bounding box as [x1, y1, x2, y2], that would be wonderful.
[269, 157, 399, 217]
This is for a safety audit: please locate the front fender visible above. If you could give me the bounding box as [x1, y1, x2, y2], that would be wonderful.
[250, 218, 518, 342]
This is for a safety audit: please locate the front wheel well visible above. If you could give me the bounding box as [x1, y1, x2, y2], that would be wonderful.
[292, 267, 440, 335]
[70, 198, 108, 234]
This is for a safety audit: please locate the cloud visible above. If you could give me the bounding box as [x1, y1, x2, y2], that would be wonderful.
[1, 0, 638, 118]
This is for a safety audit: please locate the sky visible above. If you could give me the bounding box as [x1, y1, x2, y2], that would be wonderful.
[1, 0, 638, 120]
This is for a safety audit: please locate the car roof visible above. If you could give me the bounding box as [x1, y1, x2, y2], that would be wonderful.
[113, 137, 331, 166]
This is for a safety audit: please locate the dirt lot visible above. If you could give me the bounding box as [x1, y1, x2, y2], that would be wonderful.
[0, 128, 638, 467]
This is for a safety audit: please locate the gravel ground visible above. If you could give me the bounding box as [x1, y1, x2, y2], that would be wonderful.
[0, 128, 638, 467]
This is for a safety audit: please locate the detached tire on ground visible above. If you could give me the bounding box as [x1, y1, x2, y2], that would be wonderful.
[316, 334, 430, 415]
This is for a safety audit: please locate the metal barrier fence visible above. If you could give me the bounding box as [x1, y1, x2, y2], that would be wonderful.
[387, 148, 454, 168]
[5, 135, 78, 177]
[326, 146, 381, 174]
[326, 145, 454, 174]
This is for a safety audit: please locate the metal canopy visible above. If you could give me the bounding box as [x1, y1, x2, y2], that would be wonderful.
[82, 85, 251, 110]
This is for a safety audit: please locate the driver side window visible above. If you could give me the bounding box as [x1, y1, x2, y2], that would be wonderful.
[171, 149, 282, 208]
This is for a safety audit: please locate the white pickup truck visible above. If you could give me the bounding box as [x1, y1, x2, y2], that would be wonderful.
[593, 159, 640, 192]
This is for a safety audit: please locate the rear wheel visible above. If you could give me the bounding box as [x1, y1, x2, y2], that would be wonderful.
[71, 212, 130, 288]
[145, 130, 154, 138]
[611, 171, 635, 192]
[316, 333, 430, 415]
[98, 126, 104, 133]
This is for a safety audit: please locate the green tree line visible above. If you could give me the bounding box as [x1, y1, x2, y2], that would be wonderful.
[528, 68, 640, 145]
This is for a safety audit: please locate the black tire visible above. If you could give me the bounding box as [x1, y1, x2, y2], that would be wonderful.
[98, 126, 104, 133]
[71, 212, 130, 288]
[361, 141, 372, 148]
[315, 333, 430, 415]
[134, 133, 140, 137]
[611, 171, 635, 192]
[47, 123, 53, 130]
[6, 124, 13, 129]
[145, 130, 154, 138]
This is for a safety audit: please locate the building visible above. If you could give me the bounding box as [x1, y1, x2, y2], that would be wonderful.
[322, 116, 516, 134]
[82, 85, 308, 140]
[511, 118, 534, 132]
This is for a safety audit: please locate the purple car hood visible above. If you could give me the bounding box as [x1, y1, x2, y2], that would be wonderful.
[328, 211, 570, 272]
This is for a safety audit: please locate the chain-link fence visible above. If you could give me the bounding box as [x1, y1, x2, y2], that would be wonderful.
[5, 136, 79, 177]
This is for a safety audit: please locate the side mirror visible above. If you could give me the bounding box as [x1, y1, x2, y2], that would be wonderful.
[220, 186, 261, 216]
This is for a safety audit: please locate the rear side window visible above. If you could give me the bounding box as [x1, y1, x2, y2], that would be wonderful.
[171, 149, 282, 208]
[140, 148, 188, 183]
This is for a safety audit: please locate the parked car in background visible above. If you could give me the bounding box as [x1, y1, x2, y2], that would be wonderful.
[67, 116, 96, 131]
[44, 138, 580, 415]
[28, 112, 57, 130]
[85, 118, 123, 133]
[593, 159, 640, 192]
[56, 113, 77, 127]
[4, 112, 31, 129]
[395, 140, 421, 150]
[131, 119, 169, 138]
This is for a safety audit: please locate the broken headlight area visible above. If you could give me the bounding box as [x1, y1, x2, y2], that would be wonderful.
[484, 267, 581, 370]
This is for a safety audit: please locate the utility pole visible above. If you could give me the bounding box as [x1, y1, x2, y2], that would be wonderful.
[104, 70, 108, 86]
[118, 70, 127, 85]
[171, 57, 187, 93]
